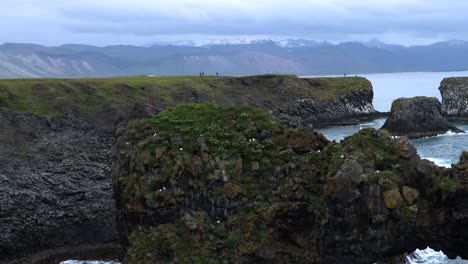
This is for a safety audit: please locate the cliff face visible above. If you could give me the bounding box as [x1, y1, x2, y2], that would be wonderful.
[0, 75, 376, 262]
[0, 108, 119, 262]
[115, 104, 468, 264]
[439, 77, 468, 119]
[381, 96, 463, 138]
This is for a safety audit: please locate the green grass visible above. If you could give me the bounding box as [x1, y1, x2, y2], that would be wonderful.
[0, 75, 372, 117]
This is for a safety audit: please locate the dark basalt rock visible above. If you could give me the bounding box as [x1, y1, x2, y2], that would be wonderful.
[439, 77, 468, 120]
[0, 108, 118, 262]
[381, 96, 464, 138]
[0, 104, 154, 263]
[115, 105, 468, 264]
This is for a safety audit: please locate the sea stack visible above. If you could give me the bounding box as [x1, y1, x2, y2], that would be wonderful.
[439, 77, 468, 120]
[381, 96, 464, 138]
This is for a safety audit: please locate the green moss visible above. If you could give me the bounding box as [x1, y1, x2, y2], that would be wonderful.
[362, 171, 403, 191]
[0, 75, 371, 117]
[439, 177, 462, 194]
[118, 103, 329, 263]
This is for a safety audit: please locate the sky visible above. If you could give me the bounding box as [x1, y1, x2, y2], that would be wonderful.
[2, 0, 468, 47]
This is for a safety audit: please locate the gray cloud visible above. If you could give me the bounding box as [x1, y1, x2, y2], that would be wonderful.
[1, 0, 468, 46]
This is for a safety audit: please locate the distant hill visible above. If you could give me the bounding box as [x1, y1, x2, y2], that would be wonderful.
[1, 40, 468, 78]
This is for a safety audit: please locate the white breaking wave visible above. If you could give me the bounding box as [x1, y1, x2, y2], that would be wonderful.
[418, 130, 468, 139]
[406, 248, 468, 264]
[60, 261, 120, 264]
[424, 157, 453, 168]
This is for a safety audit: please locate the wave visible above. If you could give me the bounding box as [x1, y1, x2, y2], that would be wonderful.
[60, 261, 120, 264]
[415, 130, 468, 140]
[424, 157, 453, 168]
[406, 248, 468, 264]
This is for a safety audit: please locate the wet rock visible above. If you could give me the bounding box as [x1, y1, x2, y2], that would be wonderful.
[381, 97, 464, 138]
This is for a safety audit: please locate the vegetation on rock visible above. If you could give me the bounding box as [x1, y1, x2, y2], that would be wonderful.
[115, 104, 468, 263]
[116, 104, 329, 263]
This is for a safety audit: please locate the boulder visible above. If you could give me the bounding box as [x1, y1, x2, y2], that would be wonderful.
[402, 186, 419, 205]
[383, 188, 405, 209]
[381, 96, 464, 138]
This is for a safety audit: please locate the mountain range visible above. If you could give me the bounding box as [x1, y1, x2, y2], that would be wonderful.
[1, 39, 468, 78]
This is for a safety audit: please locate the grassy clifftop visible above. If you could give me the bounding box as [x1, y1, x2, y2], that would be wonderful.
[0, 75, 372, 118]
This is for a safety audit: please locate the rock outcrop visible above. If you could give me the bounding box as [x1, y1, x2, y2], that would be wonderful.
[381, 96, 463, 138]
[114, 104, 468, 264]
[439, 77, 468, 119]
[0, 75, 378, 262]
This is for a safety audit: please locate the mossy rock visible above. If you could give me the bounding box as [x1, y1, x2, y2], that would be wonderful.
[116, 103, 329, 263]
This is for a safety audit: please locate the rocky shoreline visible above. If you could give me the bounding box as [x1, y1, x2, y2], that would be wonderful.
[0, 75, 467, 263]
[0, 75, 378, 263]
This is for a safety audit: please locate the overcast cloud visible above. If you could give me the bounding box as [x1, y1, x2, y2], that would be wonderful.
[1, 0, 468, 46]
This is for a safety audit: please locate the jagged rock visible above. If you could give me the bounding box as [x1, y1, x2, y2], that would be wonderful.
[335, 158, 363, 189]
[402, 186, 419, 205]
[391, 137, 418, 159]
[439, 77, 468, 119]
[417, 159, 439, 177]
[381, 96, 464, 138]
[383, 188, 405, 209]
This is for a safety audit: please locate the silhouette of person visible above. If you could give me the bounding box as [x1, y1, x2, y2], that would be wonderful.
[216, 72, 219, 76]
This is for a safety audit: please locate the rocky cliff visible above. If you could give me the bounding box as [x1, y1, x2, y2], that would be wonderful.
[439, 77, 468, 120]
[0, 75, 377, 262]
[381, 96, 463, 138]
[114, 104, 468, 264]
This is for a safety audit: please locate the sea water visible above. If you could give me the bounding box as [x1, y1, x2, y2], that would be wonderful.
[67, 71, 468, 264]
[317, 71, 468, 263]
[318, 118, 468, 168]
